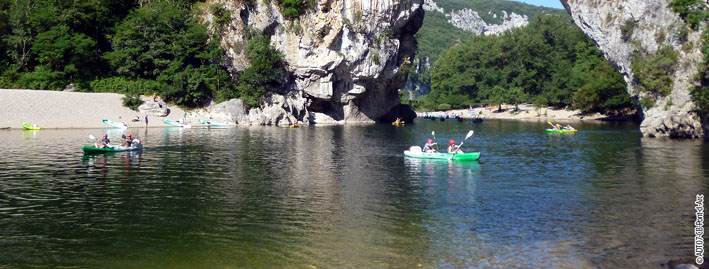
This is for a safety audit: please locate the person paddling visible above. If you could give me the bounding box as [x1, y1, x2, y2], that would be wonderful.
[122, 134, 134, 147]
[423, 139, 437, 153]
[96, 134, 111, 148]
[563, 124, 575, 130]
[447, 140, 464, 154]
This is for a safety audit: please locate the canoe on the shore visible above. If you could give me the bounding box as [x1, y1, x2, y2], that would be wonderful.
[82, 143, 143, 154]
[200, 119, 228, 127]
[545, 129, 578, 133]
[102, 118, 128, 129]
[404, 148, 480, 161]
[162, 119, 191, 128]
[21, 122, 40, 130]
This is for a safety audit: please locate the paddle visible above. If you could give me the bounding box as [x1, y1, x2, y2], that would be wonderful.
[432, 131, 439, 152]
[548, 121, 561, 130]
[448, 130, 474, 160]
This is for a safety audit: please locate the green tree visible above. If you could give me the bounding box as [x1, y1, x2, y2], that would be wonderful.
[235, 32, 285, 108]
[103, 0, 233, 107]
[488, 85, 506, 111]
[426, 13, 632, 115]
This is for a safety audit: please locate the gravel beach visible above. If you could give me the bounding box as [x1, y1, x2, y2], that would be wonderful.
[0, 89, 189, 129]
[421, 103, 608, 122]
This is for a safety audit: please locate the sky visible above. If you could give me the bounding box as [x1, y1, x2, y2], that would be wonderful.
[513, 0, 565, 9]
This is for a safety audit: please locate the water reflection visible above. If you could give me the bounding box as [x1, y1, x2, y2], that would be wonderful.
[0, 120, 707, 267]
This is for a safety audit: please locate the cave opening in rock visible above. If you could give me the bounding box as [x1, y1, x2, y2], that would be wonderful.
[308, 99, 335, 114]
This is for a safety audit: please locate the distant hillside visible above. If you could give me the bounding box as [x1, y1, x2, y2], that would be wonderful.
[405, 0, 565, 96]
[415, 0, 563, 63]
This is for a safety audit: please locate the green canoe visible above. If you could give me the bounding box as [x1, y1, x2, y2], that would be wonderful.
[83, 143, 143, 154]
[404, 150, 481, 161]
[545, 129, 578, 133]
[21, 122, 40, 130]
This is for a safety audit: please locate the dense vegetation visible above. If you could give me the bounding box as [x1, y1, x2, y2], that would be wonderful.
[415, 14, 632, 115]
[411, 0, 559, 73]
[0, 0, 284, 108]
[670, 0, 707, 30]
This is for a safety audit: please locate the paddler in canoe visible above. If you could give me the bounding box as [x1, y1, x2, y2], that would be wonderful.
[447, 140, 464, 154]
[122, 134, 135, 147]
[563, 124, 575, 131]
[94, 134, 111, 148]
[423, 139, 437, 153]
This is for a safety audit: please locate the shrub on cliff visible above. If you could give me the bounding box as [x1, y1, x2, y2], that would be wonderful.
[620, 19, 636, 42]
[670, 0, 708, 30]
[690, 29, 709, 118]
[277, 0, 315, 19]
[631, 46, 678, 96]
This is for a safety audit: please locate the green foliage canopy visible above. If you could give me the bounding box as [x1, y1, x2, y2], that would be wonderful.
[424, 14, 633, 115]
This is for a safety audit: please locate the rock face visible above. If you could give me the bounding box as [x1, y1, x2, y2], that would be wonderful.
[138, 99, 170, 117]
[204, 0, 424, 125]
[422, 0, 529, 35]
[561, 0, 705, 138]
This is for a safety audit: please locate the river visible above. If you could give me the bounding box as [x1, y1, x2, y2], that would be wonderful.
[0, 119, 707, 267]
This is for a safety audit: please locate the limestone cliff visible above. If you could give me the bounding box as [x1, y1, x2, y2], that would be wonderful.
[198, 0, 423, 125]
[561, 0, 705, 138]
[422, 0, 529, 36]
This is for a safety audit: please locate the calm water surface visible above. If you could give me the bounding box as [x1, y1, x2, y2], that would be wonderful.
[1, 119, 708, 268]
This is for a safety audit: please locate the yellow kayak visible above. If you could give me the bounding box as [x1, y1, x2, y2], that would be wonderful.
[392, 121, 405, 126]
[21, 122, 40, 130]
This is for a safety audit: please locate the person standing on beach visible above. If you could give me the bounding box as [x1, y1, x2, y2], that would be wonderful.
[144, 115, 148, 127]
